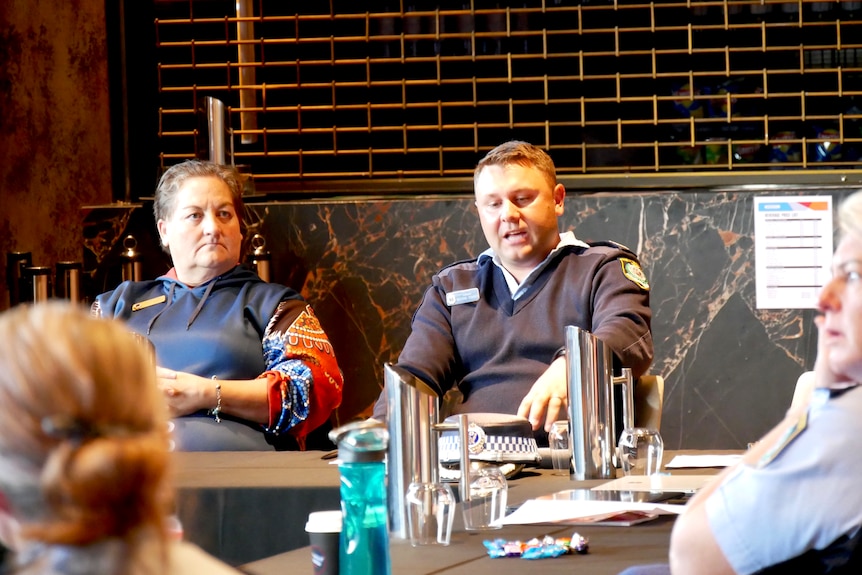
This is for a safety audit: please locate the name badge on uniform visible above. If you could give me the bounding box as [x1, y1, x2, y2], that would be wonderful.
[446, 288, 480, 306]
[131, 295, 166, 311]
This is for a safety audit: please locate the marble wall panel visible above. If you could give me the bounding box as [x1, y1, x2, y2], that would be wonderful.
[1, 0, 113, 308]
[83, 189, 847, 449]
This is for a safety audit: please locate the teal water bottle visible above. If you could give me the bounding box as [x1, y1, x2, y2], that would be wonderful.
[329, 422, 391, 575]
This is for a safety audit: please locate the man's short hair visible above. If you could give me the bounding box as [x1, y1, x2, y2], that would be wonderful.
[474, 140, 557, 191]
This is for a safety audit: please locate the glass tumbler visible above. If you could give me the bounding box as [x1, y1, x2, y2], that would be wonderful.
[462, 465, 508, 530]
[405, 482, 455, 546]
[617, 427, 664, 476]
[549, 420, 571, 475]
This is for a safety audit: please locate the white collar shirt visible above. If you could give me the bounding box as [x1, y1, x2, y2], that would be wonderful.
[477, 231, 589, 300]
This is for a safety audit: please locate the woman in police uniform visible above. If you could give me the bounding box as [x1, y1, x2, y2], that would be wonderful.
[622, 191, 862, 575]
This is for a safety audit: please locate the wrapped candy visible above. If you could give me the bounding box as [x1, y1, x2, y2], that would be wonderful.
[483, 532, 589, 559]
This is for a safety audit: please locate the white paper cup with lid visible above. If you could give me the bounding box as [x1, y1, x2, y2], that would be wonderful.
[305, 510, 342, 575]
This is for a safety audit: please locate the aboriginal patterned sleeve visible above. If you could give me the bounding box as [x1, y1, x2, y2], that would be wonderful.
[260, 301, 343, 443]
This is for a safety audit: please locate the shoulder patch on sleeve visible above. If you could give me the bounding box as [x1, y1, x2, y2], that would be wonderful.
[755, 409, 808, 469]
[620, 258, 650, 291]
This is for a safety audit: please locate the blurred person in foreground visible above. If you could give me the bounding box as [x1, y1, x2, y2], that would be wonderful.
[92, 160, 343, 451]
[620, 190, 862, 575]
[371, 140, 653, 439]
[0, 301, 241, 574]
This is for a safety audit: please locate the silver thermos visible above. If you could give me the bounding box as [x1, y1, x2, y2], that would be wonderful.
[6, 251, 32, 306]
[565, 325, 617, 480]
[195, 96, 227, 164]
[21, 266, 52, 303]
[120, 235, 142, 282]
[247, 234, 271, 282]
[55, 261, 82, 302]
[383, 363, 440, 539]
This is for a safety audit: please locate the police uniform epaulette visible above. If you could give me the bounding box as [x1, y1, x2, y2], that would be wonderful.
[584, 240, 649, 291]
[586, 239, 634, 254]
[438, 257, 481, 273]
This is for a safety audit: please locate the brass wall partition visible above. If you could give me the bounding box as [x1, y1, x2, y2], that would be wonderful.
[152, 1, 862, 187]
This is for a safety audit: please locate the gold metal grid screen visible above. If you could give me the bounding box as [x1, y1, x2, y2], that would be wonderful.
[154, 0, 862, 181]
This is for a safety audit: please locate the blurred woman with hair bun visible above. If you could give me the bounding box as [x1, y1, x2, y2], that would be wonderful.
[0, 301, 241, 574]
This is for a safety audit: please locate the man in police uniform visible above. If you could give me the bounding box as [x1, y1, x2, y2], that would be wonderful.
[372, 140, 653, 440]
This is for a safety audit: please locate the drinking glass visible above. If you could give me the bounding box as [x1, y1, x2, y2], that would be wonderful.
[618, 427, 664, 476]
[462, 465, 508, 530]
[549, 420, 571, 475]
[405, 481, 455, 546]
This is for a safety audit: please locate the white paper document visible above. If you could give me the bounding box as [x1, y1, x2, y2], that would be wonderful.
[665, 454, 743, 469]
[498, 499, 684, 526]
[591, 474, 716, 494]
[754, 196, 833, 309]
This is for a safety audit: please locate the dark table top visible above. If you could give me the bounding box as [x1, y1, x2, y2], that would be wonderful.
[232, 450, 735, 575]
[173, 450, 342, 566]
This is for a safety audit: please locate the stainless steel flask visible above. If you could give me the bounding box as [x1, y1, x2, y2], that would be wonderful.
[383, 363, 440, 539]
[565, 325, 616, 480]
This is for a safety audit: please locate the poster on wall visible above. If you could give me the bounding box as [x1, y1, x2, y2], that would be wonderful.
[754, 196, 833, 309]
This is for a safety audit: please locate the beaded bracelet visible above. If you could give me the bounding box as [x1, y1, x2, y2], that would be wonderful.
[209, 376, 222, 423]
